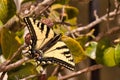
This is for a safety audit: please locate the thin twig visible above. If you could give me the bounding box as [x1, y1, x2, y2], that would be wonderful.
[0, 57, 29, 72]
[0, 45, 25, 72]
[106, 0, 111, 30]
[0, 15, 22, 32]
[114, 3, 120, 19]
[0, 45, 29, 72]
[94, 10, 99, 20]
[66, 9, 120, 35]
[23, 0, 56, 18]
[95, 26, 120, 41]
[20, 74, 37, 80]
[59, 64, 103, 80]
[51, 65, 60, 76]
[114, 0, 119, 8]
[10, 45, 25, 61]
[0, 72, 6, 80]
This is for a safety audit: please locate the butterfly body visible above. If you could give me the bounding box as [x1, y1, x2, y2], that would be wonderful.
[23, 17, 75, 70]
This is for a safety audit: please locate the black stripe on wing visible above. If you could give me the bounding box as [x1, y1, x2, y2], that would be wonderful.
[41, 34, 61, 52]
[46, 43, 73, 62]
[40, 23, 44, 32]
[24, 17, 37, 48]
[46, 27, 50, 38]
[37, 57, 75, 71]
[36, 20, 56, 50]
[37, 22, 52, 38]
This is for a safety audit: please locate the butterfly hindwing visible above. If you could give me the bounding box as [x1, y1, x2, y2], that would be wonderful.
[39, 41, 75, 70]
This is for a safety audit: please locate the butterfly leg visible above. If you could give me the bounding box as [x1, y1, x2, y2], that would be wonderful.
[22, 45, 33, 58]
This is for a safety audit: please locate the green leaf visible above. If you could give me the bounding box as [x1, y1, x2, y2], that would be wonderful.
[115, 44, 120, 65]
[15, 30, 24, 44]
[62, 35, 86, 63]
[51, 4, 63, 11]
[65, 6, 79, 19]
[85, 41, 97, 59]
[95, 38, 116, 66]
[0, 20, 3, 26]
[102, 47, 116, 66]
[8, 63, 37, 80]
[53, 17, 77, 34]
[0, 0, 16, 24]
[1, 28, 20, 59]
[66, 17, 77, 27]
[48, 76, 57, 80]
[76, 35, 88, 47]
[51, 4, 79, 19]
[96, 38, 111, 64]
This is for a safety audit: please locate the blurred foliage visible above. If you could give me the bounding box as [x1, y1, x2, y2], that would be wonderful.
[76, 35, 89, 47]
[15, 30, 24, 44]
[51, 4, 79, 34]
[0, 20, 3, 26]
[0, 0, 16, 24]
[115, 44, 120, 65]
[1, 28, 21, 59]
[85, 38, 120, 67]
[102, 47, 116, 66]
[8, 63, 37, 80]
[51, 4, 79, 19]
[85, 41, 97, 59]
[48, 76, 57, 80]
[96, 38, 112, 65]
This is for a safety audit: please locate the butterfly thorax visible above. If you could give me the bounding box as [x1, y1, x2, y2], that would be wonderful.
[25, 33, 43, 57]
[31, 49, 43, 59]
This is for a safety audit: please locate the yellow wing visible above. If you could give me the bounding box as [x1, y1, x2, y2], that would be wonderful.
[24, 17, 55, 50]
[40, 41, 75, 70]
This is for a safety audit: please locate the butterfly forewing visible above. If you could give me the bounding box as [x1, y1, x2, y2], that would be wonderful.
[24, 17, 37, 48]
[36, 22, 55, 50]
[24, 17, 55, 50]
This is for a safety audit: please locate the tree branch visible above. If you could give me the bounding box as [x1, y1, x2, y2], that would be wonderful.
[51, 65, 60, 76]
[59, 64, 103, 80]
[95, 26, 120, 41]
[21, 0, 56, 18]
[20, 74, 37, 80]
[0, 57, 29, 72]
[0, 45, 28, 72]
[66, 9, 120, 35]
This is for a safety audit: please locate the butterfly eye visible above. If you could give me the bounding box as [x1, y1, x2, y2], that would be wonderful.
[25, 33, 31, 45]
